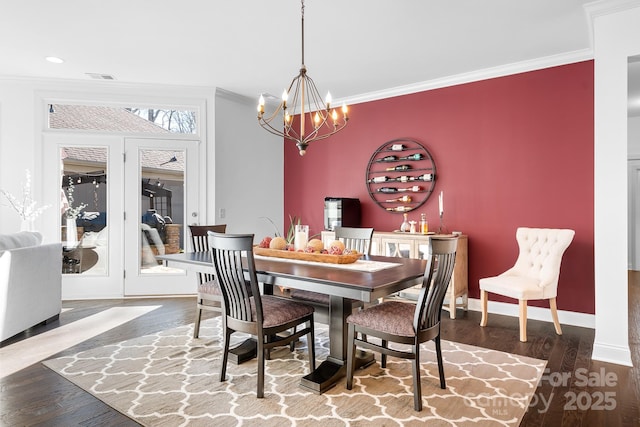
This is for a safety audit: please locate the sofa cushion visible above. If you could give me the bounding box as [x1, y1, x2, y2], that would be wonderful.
[0, 231, 43, 252]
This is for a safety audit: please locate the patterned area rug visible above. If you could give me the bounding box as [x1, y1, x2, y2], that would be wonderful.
[43, 318, 546, 426]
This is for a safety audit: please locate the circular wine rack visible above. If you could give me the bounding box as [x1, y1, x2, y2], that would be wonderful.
[365, 138, 436, 213]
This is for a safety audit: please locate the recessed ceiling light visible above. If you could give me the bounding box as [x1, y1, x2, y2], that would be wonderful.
[45, 56, 64, 64]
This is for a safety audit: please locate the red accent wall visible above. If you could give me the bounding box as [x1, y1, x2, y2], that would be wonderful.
[284, 61, 594, 314]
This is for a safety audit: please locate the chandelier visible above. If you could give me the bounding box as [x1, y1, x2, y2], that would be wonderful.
[257, 0, 349, 156]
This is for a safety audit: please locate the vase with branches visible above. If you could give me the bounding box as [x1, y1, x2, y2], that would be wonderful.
[0, 169, 50, 231]
[63, 176, 87, 243]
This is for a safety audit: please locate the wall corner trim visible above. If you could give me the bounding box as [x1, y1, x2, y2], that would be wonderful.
[592, 342, 634, 366]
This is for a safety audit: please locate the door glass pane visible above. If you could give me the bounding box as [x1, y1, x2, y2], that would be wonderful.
[48, 104, 197, 134]
[61, 147, 108, 275]
[139, 149, 185, 274]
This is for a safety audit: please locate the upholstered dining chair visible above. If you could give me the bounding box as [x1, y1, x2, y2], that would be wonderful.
[479, 227, 575, 342]
[289, 226, 374, 323]
[345, 236, 458, 412]
[208, 232, 316, 398]
[189, 224, 227, 338]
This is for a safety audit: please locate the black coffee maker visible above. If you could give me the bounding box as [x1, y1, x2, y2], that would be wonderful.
[324, 197, 361, 231]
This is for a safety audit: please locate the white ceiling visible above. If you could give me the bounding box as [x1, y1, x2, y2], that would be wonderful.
[0, 0, 638, 114]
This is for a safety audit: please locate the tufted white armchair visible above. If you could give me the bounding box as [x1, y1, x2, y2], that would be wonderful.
[479, 227, 575, 342]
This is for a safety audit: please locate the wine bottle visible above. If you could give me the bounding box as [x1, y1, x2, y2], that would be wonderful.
[367, 176, 390, 183]
[394, 175, 411, 183]
[397, 185, 421, 192]
[377, 187, 398, 193]
[386, 206, 412, 212]
[398, 153, 423, 161]
[385, 195, 412, 203]
[385, 164, 410, 171]
[376, 155, 398, 163]
[409, 173, 434, 182]
[389, 143, 405, 151]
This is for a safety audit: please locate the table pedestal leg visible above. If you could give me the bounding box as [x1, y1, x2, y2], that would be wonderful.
[228, 338, 258, 364]
[300, 350, 374, 394]
[300, 296, 375, 394]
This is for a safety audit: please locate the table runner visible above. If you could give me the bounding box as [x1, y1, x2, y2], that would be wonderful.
[253, 254, 401, 272]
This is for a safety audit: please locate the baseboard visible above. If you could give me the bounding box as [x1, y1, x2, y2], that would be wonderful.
[466, 298, 596, 329]
[591, 342, 633, 367]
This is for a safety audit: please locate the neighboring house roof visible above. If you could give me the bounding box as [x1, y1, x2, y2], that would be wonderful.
[55, 105, 185, 173]
[50, 104, 170, 133]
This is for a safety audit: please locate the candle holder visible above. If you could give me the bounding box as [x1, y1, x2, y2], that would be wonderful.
[437, 213, 448, 234]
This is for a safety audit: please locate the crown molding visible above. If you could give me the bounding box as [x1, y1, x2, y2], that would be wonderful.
[584, 0, 640, 47]
[215, 87, 255, 105]
[341, 49, 594, 106]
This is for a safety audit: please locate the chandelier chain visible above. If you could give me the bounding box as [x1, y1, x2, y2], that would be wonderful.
[257, 0, 349, 156]
[301, 0, 305, 67]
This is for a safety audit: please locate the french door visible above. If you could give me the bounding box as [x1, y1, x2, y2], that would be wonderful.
[123, 138, 199, 295]
[43, 134, 200, 298]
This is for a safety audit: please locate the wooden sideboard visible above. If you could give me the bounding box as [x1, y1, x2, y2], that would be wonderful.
[321, 230, 468, 319]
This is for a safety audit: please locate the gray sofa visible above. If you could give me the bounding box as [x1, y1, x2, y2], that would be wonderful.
[0, 231, 62, 342]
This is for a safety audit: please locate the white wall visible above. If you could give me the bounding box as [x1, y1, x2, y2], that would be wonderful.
[213, 89, 283, 239]
[0, 80, 40, 234]
[591, 2, 640, 366]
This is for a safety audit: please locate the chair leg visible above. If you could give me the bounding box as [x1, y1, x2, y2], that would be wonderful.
[412, 344, 422, 412]
[307, 320, 316, 371]
[381, 339, 388, 368]
[480, 290, 488, 327]
[193, 305, 203, 338]
[290, 326, 297, 352]
[435, 336, 446, 389]
[257, 338, 266, 398]
[346, 324, 356, 390]
[519, 300, 528, 342]
[549, 297, 563, 335]
[220, 328, 231, 382]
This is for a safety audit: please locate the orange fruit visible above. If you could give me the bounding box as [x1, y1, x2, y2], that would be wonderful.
[269, 236, 288, 250]
[306, 239, 324, 252]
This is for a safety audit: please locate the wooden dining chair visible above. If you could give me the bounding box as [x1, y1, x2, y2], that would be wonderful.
[208, 232, 316, 398]
[189, 224, 227, 338]
[345, 236, 458, 412]
[289, 226, 374, 323]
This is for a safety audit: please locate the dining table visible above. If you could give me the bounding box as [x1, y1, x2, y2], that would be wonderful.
[157, 251, 427, 394]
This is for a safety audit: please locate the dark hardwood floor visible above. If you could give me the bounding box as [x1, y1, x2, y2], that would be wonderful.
[1, 278, 638, 426]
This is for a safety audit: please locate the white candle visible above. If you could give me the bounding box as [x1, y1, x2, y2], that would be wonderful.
[294, 231, 308, 251]
[439, 191, 444, 216]
[294, 224, 309, 251]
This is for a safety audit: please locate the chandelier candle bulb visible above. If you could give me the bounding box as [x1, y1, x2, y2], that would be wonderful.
[390, 144, 405, 151]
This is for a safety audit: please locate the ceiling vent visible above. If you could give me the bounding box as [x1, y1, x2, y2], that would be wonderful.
[85, 73, 116, 80]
